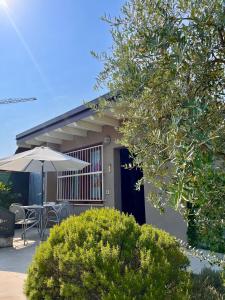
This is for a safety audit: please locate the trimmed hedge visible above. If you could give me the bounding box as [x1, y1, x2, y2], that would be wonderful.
[25, 208, 190, 299]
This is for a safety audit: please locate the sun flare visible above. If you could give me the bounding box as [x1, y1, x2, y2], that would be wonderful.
[0, 0, 8, 8]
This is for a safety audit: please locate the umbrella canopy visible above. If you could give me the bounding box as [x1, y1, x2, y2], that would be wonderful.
[0, 146, 89, 205]
[0, 146, 89, 172]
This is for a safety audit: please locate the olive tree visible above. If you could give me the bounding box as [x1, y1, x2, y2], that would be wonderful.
[93, 0, 225, 251]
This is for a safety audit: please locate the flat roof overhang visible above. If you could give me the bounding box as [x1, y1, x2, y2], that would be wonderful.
[16, 93, 120, 148]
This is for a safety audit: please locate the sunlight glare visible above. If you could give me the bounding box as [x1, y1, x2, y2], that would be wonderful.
[0, 0, 52, 95]
[0, 0, 8, 8]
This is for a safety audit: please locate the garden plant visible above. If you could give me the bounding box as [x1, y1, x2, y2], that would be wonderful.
[25, 208, 190, 300]
[191, 268, 225, 299]
[0, 181, 19, 209]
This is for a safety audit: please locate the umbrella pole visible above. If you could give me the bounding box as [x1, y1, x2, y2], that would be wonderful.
[41, 161, 44, 205]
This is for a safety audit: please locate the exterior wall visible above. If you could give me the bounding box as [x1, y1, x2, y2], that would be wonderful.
[46, 126, 122, 213]
[46, 172, 57, 202]
[113, 148, 122, 211]
[45, 125, 188, 240]
[46, 143, 59, 203]
[144, 182, 187, 241]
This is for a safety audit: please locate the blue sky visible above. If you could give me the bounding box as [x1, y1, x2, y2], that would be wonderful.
[0, 0, 124, 157]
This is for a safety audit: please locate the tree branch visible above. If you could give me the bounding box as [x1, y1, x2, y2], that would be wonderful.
[218, 28, 225, 47]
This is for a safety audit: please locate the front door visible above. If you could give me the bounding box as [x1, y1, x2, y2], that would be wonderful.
[120, 148, 146, 224]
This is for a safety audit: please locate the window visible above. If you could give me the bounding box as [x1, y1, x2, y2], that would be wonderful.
[57, 145, 103, 204]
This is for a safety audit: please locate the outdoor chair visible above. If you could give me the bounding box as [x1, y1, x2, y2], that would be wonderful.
[42, 202, 71, 237]
[9, 204, 40, 245]
[58, 201, 71, 220]
[46, 202, 70, 223]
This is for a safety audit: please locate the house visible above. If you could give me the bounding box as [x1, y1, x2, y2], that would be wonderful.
[16, 93, 187, 241]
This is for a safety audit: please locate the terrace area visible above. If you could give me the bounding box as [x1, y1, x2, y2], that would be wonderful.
[0, 229, 42, 300]
[0, 226, 223, 300]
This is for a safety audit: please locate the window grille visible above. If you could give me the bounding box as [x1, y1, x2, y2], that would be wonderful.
[57, 145, 103, 204]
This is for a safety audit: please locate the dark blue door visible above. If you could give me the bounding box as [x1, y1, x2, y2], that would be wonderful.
[120, 148, 146, 224]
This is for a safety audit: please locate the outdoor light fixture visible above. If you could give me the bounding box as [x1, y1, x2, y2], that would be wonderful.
[108, 163, 112, 173]
[103, 136, 111, 145]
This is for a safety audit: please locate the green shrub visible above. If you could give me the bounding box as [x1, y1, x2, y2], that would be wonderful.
[0, 181, 19, 209]
[191, 268, 225, 300]
[25, 208, 190, 300]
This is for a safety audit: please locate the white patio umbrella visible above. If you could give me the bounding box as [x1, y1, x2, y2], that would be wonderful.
[0, 146, 89, 204]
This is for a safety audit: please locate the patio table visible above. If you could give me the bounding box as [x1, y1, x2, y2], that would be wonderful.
[22, 203, 63, 240]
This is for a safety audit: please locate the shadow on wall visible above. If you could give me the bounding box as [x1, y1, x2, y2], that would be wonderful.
[3, 147, 41, 206]
[0, 171, 29, 206]
[0, 147, 30, 206]
[29, 173, 42, 205]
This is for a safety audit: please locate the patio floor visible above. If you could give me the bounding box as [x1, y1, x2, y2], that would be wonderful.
[0, 229, 222, 300]
[0, 229, 41, 300]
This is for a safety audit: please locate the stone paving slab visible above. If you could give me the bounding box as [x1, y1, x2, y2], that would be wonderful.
[0, 271, 27, 300]
[0, 229, 40, 300]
